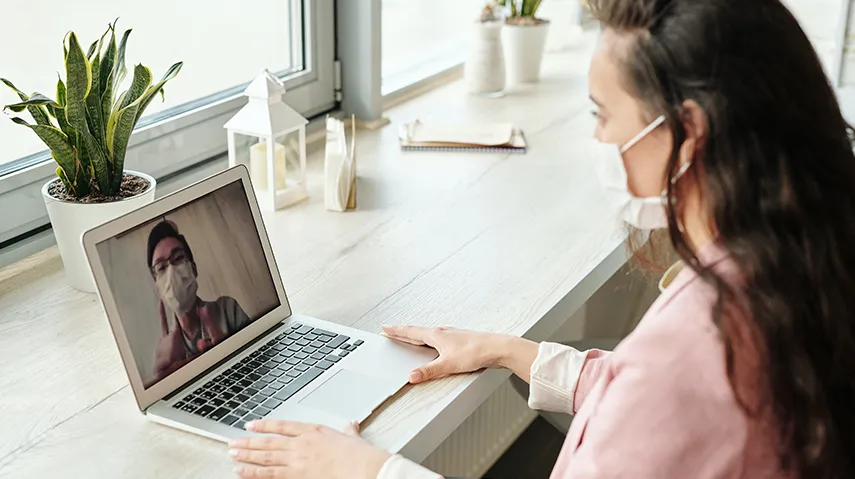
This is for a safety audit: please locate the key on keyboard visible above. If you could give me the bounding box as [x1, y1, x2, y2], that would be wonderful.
[174, 322, 347, 428]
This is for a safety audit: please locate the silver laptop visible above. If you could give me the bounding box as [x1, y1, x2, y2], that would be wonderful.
[82, 165, 437, 441]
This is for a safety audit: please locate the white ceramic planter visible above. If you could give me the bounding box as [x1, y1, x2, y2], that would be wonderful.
[464, 21, 506, 97]
[42, 170, 156, 293]
[502, 21, 550, 85]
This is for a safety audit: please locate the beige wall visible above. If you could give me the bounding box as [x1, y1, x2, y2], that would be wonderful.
[96, 181, 278, 386]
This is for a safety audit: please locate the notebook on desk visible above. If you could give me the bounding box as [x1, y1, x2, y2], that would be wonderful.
[398, 120, 527, 154]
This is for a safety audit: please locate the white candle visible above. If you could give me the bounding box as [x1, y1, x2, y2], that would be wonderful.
[249, 140, 287, 191]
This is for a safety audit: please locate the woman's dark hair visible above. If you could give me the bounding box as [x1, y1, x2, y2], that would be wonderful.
[590, 0, 855, 476]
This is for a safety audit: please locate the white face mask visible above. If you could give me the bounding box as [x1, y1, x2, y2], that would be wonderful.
[155, 261, 199, 314]
[591, 115, 691, 230]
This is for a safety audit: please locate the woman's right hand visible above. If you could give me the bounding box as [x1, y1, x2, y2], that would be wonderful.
[381, 325, 537, 383]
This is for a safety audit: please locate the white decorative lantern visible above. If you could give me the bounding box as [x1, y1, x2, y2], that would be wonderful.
[224, 69, 308, 210]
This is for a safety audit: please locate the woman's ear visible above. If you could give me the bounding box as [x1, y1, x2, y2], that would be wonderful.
[678, 99, 707, 167]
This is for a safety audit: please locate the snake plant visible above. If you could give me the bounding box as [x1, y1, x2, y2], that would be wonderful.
[498, 0, 545, 20]
[2, 20, 182, 199]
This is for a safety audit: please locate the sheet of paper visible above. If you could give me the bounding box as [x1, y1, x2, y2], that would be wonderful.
[408, 121, 515, 146]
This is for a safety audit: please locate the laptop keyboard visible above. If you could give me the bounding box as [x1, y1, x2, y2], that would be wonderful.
[171, 322, 364, 430]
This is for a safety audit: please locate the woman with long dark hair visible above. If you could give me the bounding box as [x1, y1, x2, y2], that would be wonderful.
[226, 0, 855, 477]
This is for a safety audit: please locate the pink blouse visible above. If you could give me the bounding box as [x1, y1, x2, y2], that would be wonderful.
[378, 242, 788, 478]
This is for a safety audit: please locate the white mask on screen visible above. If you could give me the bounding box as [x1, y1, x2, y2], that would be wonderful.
[156, 262, 199, 314]
[591, 115, 691, 230]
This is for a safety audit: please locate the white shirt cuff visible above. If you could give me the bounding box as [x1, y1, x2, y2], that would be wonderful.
[377, 454, 444, 479]
[527, 341, 587, 414]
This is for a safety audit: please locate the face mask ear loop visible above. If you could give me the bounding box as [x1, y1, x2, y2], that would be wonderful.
[661, 158, 693, 233]
[620, 115, 667, 153]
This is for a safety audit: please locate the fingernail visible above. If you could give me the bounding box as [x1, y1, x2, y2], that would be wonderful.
[233, 466, 244, 474]
[409, 370, 422, 382]
[245, 421, 256, 431]
[228, 448, 238, 456]
[352, 420, 359, 427]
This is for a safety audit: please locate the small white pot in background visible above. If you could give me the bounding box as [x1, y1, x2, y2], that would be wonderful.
[42, 170, 156, 293]
[502, 21, 551, 85]
[464, 20, 506, 97]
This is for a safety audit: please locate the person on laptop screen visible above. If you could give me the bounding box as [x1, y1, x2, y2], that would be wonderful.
[147, 220, 250, 380]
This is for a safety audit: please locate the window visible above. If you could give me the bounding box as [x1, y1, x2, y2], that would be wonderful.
[780, 0, 842, 79]
[381, 0, 485, 94]
[0, 0, 334, 246]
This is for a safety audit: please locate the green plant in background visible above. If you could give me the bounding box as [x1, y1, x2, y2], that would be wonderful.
[497, 0, 545, 22]
[2, 20, 182, 199]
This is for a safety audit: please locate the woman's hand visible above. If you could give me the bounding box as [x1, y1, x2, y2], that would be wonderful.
[382, 325, 537, 383]
[229, 420, 391, 479]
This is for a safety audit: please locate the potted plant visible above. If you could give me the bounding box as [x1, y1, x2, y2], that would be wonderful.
[2, 20, 182, 292]
[464, 1, 507, 97]
[498, 0, 550, 84]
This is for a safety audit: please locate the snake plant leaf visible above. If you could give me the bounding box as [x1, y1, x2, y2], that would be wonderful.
[101, 68, 115, 130]
[1, 78, 28, 102]
[56, 76, 67, 106]
[4, 93, 59, 111]
[86, 42, 105, 145]
[86, 39, 100, 60]
[1, 79, 53, 126]
[113, 91, 127, 112]
[100, 24, 118, 125]
[11, 117, 77, 181]
[107, 64, 151, 153]
[119, 64, 152, 110]
[107, 100, 141, 189]
[55, 162, 90, 196]
[65, 31, 111, 193]
[134, 62, 183, 124]
[114, 28, 133, 92]
[56, 165, 72, 192]
[100, 23, 117, 96]
[65, 32, 92, 107]
[55, 149, 89, 195]
[49, 104, 72, 137]
[52, 77, 72, 137]
[530, 0, 543, 18]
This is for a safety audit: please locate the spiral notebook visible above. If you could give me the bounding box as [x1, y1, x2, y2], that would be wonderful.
[398, 120, 527, 154]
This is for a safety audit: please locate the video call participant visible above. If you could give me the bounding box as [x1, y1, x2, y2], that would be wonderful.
[147, 220, 251, 381]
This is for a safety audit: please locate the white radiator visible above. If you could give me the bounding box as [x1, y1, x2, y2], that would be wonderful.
[420, 378, 537, 479]
[417, 303, 590, 478]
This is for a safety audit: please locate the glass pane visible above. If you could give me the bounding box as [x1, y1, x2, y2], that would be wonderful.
[382, 0, 484, 86]
[781, 0, 841, 80]
[380, 0, 583, 91]
[0, 0, 298, 167]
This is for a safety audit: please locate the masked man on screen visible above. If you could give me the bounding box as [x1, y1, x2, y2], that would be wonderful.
[147, 220, 251, 381]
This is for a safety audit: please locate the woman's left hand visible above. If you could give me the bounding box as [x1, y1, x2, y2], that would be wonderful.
[228, 420, 391, 479]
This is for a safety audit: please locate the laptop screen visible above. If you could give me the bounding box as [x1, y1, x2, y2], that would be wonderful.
[95, 179, 280, 390]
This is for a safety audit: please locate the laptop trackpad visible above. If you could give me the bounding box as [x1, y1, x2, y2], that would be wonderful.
[299, 369, 396, 421]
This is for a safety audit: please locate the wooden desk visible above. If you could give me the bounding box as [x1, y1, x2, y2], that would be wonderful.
[0, 36, 629, 478]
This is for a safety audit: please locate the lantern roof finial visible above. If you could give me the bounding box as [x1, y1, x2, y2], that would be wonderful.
[244, 69, 285, 100]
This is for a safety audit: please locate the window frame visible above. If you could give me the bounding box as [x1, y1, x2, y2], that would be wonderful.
[832, 0, 855, 124]
[0, 0, 335, 248]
